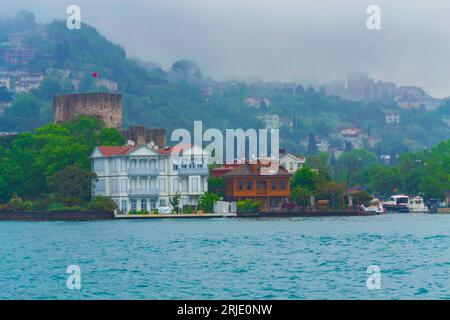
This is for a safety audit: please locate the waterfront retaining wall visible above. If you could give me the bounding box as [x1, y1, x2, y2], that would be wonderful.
[0, 210, 114, 221]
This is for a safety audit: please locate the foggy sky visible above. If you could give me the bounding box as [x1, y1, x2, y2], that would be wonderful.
[2, 0, 450, 97]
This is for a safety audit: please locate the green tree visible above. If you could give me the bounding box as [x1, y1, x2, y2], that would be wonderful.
[170, 193, 181, 213]
[336, 149, 377, 186]
[207, 176, 225, 196]
[198, 192, 220, 212]
[367, 165, 402, 196]
[5, 95, 42, 118]
[307, 132, 318, 155]
[47, 165, 95, 205]
[291, 166, 318, 191]
[316, 181, 346, 209]
[306, 152, 331, 177]
[291, 186, 311, 207]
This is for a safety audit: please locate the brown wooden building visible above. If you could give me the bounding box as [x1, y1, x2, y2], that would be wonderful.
[222, 163, 292, 209]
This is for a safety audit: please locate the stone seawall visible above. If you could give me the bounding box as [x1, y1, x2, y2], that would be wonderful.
[0, 210, 114, 221]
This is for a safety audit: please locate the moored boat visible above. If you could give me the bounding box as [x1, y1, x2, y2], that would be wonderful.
[383, 195, 410, 213]
[361, 198, 386, 214]
[408, 196, 426, 213]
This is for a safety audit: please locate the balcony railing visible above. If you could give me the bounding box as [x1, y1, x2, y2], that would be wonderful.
[128, 167, 159, 176]
[128, 188, 159, 196]
[256, 189, 268, 195]
[177, 167, 209, 175]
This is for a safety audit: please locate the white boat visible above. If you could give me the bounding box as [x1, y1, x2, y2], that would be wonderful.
[383, 195, 410, 213]
[408, 196, 426, 213]
[361, 198, 385, 214]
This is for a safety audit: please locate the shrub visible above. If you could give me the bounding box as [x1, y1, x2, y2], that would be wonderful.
[131, 210, 149, 215]
[48, 202, 65, 210]
[87, 196, 117, 212]
[197, 192, 220, 212]
[30, 199, 49, 211]
[8, 195, 32, 212]
[237, 199, 260, 213]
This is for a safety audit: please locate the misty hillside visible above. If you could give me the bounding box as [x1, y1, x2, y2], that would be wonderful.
[0, 11, 449, 156]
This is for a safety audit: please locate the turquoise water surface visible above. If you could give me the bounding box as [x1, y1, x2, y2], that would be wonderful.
[1, 214, 449, 299]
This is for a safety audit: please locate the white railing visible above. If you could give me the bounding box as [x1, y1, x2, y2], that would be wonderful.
[177, 167, 209, 175]
[128, 188, 159, 195]
[128, 167, 159, 175]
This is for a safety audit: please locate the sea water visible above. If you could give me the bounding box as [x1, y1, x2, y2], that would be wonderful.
[0, 214, 449, 299]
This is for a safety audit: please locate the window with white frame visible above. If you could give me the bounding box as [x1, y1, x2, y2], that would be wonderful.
[121, 200, 127, 212]
[94, 159, 105, 173]
[111, 178, 119, 194]
[96, 178, 105, 193]
[121, 179, 127, 193]
[192, 177, 199, 192]
[140, 199, 147, 211]
[159, 178, 166, 192]
[110, 158, 118, 173]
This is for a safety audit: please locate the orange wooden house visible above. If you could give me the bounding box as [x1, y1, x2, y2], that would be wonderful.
[221, 162, 292, 209]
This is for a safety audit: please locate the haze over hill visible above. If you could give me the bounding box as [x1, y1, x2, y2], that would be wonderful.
[2, 0, 450, 98]
[0, 10, 449, 160]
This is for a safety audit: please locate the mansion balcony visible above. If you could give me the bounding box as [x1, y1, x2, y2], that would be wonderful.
[128, 167, 159, 176]
[128, 188, 159, 196]
[177, 167, 209, 175]
[256, 189, 269, 195]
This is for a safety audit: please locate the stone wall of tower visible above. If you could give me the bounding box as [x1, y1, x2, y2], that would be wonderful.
[122, 125, 167, 149]
[53, 93, 122, 129]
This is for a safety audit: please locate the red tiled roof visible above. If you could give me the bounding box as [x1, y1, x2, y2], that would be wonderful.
[97, 145, 137, 156]
[211, 164, 239, 176]
[223, 164, 292, 177]
[159, 144, 198, 155]
[97, 144, 192, 157]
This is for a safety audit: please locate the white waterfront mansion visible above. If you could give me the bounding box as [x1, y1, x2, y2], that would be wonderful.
[90, 144, 209, 213]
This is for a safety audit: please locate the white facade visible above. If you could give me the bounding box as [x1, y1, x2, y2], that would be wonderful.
[385, 112, 400, 124]
[280, 153, 306, 173]
[90, 144, 209, 213]
[14, 73, 44, 93]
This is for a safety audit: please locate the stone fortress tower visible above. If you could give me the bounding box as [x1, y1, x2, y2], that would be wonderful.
[53, 92, 167, 149]
[53, 93, 123, 129]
